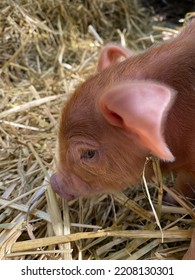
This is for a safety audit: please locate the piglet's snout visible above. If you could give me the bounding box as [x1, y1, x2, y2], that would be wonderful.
[50, 173, 76, 200]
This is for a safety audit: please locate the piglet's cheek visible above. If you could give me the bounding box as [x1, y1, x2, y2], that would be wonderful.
[50, 173, 76, 200]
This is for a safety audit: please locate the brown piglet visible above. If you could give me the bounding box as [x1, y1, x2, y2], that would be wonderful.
[51, 21, 195, 259]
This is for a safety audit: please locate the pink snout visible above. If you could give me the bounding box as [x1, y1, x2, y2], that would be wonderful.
[50, 173, 76, 200]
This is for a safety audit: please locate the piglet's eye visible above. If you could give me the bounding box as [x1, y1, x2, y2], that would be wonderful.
[80, 149, 97, 160]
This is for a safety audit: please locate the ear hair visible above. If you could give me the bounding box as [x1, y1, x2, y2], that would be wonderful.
[97, 44, 133, 72]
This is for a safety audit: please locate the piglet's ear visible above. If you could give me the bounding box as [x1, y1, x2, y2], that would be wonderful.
[97, 44, 133, 72]
[99, 81, 176, 161]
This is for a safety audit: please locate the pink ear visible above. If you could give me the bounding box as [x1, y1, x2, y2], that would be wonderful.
[97, 44, 133, 72]
[99, 80, 176, 161]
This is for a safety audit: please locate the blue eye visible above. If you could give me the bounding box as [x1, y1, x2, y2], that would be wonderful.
[81, 150, 97, 160]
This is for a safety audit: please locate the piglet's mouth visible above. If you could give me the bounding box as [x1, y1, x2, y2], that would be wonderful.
[50, 173, 76, 200]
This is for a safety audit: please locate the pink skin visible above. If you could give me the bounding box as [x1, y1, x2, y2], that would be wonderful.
[51, 21, 195, 259]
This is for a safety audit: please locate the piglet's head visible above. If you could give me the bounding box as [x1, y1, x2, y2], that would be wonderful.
[51, 44, 176, 200]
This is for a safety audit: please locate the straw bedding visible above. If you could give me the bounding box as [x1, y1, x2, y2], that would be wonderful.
[0, 0, 194, 260]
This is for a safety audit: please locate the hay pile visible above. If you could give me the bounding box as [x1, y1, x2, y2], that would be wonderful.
[0, 0, 194, 260]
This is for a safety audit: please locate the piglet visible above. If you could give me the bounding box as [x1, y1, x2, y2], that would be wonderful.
[51, 21, 195, 259]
